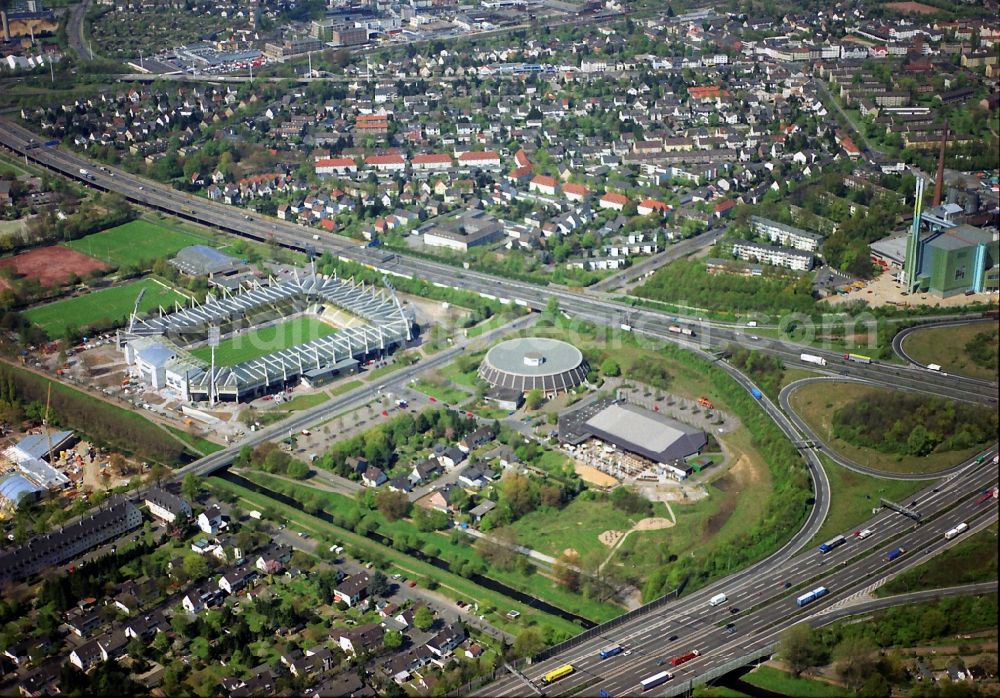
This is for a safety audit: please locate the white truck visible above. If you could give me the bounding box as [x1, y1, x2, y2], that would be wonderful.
[709, 593, 728, 607]
[800, 353, 827, 367]
[944, 522, 969, 540]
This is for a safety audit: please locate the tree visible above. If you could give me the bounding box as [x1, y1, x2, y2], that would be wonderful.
[376, 489, 411, 522]
[181, 473, 201, 502]
[476, 527, 519, 571]
[525, 389, 544, 411]
[834, 636, 879, 692]
[286, 460, 309, 479]
[600, 358, 621, 377]
[500, 473, 537, 519]
[512, 627, 545, 659]
[413, 605, 435, 632]
[383, 629, 403, 650]
[368, 570, 391, 598]
[182, 554, 209, 581]
[778, 623, 820, 677]
[553, 550, 581, 592]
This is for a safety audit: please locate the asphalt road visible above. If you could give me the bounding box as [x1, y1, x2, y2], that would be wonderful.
[480, 456, 999, 697]
[66, 0, 93, 60]
[892, 316, 999, 376]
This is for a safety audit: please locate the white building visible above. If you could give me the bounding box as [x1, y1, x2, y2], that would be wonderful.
[730, 240, 815, 271]
[750, 216, 824, 252]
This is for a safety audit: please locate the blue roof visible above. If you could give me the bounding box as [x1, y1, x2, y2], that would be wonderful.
[137, 344, 175, 367]
[14, 431, 74, 461]
[0, 474, 42, 507]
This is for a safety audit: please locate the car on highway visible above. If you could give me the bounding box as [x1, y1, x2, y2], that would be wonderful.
[668, 635, 678, 642]
[725, 623, 736, 633]
[729, 607, 739, 614]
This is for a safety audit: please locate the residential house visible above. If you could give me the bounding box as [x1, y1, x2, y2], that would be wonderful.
[69, 640, 106, 671]
[219, 566, 258, 595]
[600, 192, 629, 211]
[123, 611, 166, 640]
[197, 505, 223, 535]
[143, 487, 192, 524]
[362, 466, 387, 488]
[337, 623, 384, 656]
[458, 427, 493, 453]
[457, 464, 491, 490]
[426, 624, 466, 657]
[334, 573, 370, 608]
[437, 446, 466, 469]
[383, 645, 434, 684]
[410, 457, 443, 484]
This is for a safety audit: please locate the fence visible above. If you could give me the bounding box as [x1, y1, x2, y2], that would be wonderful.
[656, 643, 777, 697]
[531, 583, 683, 663]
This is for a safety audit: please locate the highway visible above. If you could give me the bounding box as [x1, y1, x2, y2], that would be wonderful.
[479, 454, 998, 697]
[1, 118, 996, 410]
[893, 316, 1000, 373]
[1, 119, 998, 693]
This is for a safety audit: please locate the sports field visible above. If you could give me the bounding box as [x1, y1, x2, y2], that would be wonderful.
[25, 278, 188, 338]
[189, 317, 336, 366]
[64, 218, 211, 268]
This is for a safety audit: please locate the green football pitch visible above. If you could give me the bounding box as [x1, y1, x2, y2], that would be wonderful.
[64, 219, 211, 268]
[25, 278, 188, 338]
[189, 317, 337, 366]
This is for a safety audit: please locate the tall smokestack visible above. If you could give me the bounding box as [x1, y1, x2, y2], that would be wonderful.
[932, 122, 949, 208]
[2, 11, 10, 43]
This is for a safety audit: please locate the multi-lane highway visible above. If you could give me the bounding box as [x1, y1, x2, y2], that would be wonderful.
[2, 119, 998, 693]
[1, 118, 995, 407]
[479, 453, 998, 697]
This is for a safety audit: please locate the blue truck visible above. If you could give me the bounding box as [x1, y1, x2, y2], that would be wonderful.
[819, 535, 846, 553]
[886, 547, 905, 562]
[599, 645, 623, 659]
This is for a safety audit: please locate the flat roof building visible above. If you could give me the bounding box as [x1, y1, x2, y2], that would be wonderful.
[581, 403, 707, 464]
[423, 210, 504, 252]
[479, 337, 589, 395]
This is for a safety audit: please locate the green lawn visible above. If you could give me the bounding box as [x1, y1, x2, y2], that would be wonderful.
[692, 686, 750, 698]
[742, 666, 850, 698]
[809, 454, 928, 547]
[25, 277, 189, 338]
[901, 321, 998, 381]
[164, 426, 224, 455]
[512, 498, 643, 561]
[209, 477, 586, 641]
[788, 381, 988, 475]
[64, 218, 211, 268]
[878, 523, 998, 596]
[466, 314, 510, 338]
[189, 317, 336, 366]
[329, 379, 363, 396]
[412, 378, 470, 405]
[277, 392, 330, 412]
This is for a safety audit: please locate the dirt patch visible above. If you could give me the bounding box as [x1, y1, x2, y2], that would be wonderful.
[599, 530, 624, 547]
[884, 1, 939, 14]
[729, 453, 762, 487]
[574, 462, 619, 488]
[825, 268, 996, 309]
[0, 246, 107, 288]
[704, 454, 760, 536]
[633, 517, 674, 531]
[562, 548, 579, 558]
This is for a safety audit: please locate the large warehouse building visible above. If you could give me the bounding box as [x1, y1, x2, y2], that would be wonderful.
[560, 399, 707, 479]
[478, 337, 589, 397]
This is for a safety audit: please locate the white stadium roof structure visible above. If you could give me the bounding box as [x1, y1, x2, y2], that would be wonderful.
[124, 273, 412, 401]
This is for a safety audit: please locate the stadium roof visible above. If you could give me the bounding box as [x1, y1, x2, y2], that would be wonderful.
[583, 403, 706, 463]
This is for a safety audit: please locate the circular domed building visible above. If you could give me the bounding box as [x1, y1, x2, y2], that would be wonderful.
[478, 337, 589, 396]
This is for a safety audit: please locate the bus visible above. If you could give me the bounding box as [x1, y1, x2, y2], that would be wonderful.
[819, 535, 846, 553]
[844, 353, 872, 364]
[640, 671, 673, 691]
[541, 665, 574, 685]
[599, 645, 623, 659]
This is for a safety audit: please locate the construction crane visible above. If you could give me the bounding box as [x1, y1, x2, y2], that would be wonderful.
[44, 383, 54, 465]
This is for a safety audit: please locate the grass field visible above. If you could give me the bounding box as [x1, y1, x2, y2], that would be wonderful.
[189, 317, 336, 366]
[788, 381, 987, 474]
[902, 320, 999, 381]
[742, 666, 850, 697]
[329, 379, 363, 396]
[277, 393, 330, 412]
[511, 497, 644, 561]
[25, 278, 188, 338]
[808, 454, 927, 547]
[65, 218, 212, 268]
[164, 426, 224, 455]
[878, 523, 998, 596]
[412, 378, 471, 405]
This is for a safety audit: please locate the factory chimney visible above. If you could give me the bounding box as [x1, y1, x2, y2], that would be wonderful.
[932, 122, 949, 208]
[2, 11, 11, 43]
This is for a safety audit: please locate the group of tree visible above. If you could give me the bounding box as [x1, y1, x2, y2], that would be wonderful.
[321, 407, 478, 477]
[234, 441, 310, 479]
[778, 594, 998, 697]
[964, 328, 999, 374]
[832, 392, 998, 457]
[0, 364, 187, 465]
[637, 258, 818, 316]
[725, 347, 785, 398]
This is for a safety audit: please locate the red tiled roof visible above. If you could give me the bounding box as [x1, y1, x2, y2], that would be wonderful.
[531, 175, 558, 188]
[601, 192, 629, 205]
[412, 153, 453, 164]
[365, 154, 406, 165]
[457, 150, 500, 162]
[315, 157, 357, 168]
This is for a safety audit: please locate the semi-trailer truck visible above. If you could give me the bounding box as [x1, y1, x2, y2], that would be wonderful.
[599, 645, 623, 659]
[709, 593, 727, 607]
[800, 353, 827, 366]
[640, 671, 673, 691]
[944, 522, 969, 540]
[795, 586, 829, 607]
[844, 353, 872, 364]
[671, 650, 699, 667]
[819, 535, 846, 553]
[886, 547, 906, 561]
[668, 325, 695, 336]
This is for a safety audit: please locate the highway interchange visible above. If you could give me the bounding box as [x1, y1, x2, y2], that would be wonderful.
[1, 119, 998, 695]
